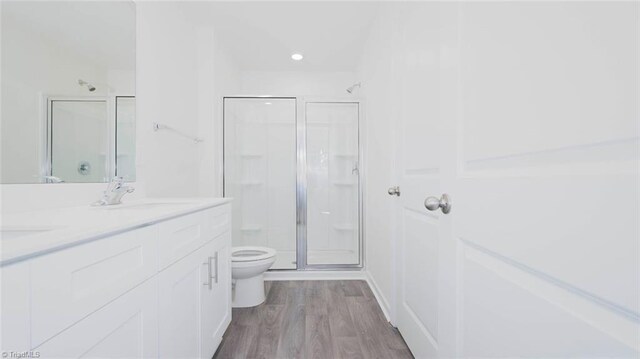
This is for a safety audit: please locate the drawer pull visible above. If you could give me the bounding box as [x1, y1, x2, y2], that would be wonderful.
[203, 258, 212, 290]
[213, 252, 219, 284]
[203, 252, 218, 290]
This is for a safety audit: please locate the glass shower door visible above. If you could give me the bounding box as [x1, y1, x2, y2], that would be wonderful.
[224, 98, 297, 269]
[50, 99, 108, 182]
[305, 102, 360, 266]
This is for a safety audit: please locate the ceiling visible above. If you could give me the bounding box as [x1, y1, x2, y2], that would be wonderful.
[205, 1, 380, 71]
[2, 1, 135, 71]
[2, 1, 377, 73]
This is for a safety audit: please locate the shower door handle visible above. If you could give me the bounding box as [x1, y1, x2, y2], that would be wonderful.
[352, 161, 359, 175]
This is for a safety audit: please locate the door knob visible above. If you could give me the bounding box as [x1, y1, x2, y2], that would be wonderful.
[424, 194, 452, 214]
[388, 186, 400, 196]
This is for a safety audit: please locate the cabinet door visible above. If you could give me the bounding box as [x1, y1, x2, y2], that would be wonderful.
[158, 206, 231, 270]
[201, 232, 231, 358]
[30, 225, 158, 346]
[35, 277, 158, 358]
[158, 241, 213, 359]
[0, 262, 30, 352]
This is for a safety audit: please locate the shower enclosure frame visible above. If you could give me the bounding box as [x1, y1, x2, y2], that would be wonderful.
[43, 96, 114, 183]
[222, 96, 364, 271]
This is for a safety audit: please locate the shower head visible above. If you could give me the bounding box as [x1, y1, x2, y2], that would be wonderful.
[78, 79, 96, 92]
[346, 82, 361, 94]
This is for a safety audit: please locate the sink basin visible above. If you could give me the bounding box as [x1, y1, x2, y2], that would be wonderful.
[1, 226, 61, 240]
[98, 202, 195, 210]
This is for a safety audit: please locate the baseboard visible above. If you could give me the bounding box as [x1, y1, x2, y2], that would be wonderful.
[365, 271, 392, 323]
[264, 270, 367, 281]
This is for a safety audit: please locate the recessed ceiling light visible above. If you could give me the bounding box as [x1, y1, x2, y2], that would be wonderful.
[265, 102, 272, 105]
[291, 53, 303, 61]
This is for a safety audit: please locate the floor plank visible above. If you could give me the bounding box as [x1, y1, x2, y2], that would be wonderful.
[341, 280, 365, 297]
[213, 280, 413, 359]
[305, 280, 329, 316]
[265, 281, 287, 305]
[346, 296, 396, 359]
[305, 313, 334, 359]
[327, 281, 358, 338]
[276, 283, 306, 359]
[334, 336, 366, 359]
[245, 305, 284, 359]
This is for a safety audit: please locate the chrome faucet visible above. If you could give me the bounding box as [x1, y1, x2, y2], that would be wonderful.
[43, 175, 64, 183]
[92, 177, 135, 206]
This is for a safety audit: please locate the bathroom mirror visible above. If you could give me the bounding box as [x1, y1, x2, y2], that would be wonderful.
[0, 1, 136, 184]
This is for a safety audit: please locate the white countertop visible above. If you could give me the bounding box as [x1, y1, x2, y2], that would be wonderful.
[0, 198, 232, 266]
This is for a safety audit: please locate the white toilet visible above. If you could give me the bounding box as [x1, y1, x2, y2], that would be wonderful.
[231, 246, 277, 308]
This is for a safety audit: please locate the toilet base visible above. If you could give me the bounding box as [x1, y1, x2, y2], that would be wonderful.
[232, 273, 266, 308]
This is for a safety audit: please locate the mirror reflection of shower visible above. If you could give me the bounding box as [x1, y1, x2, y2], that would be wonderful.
[78, 79, 96, 92]
[346, 82, 361, 94]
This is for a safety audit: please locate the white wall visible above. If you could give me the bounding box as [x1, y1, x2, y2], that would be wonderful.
[239, 71, 357, 98]
[136, 2, 201, 197]
[137, 2, 241, 198]
[197, 31, 240, 197]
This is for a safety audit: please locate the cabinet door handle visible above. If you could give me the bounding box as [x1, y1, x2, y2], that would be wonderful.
[203, 258, 212, 290]
[213, 252, 219, 284]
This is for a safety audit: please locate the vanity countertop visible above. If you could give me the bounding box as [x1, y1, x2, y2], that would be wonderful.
[0, 198, 232, 266]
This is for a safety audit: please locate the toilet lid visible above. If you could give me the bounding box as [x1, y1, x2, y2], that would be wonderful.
[231, 246, 277, 262]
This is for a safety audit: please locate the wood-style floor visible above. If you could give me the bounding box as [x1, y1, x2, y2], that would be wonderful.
[214, 280, 413, 359]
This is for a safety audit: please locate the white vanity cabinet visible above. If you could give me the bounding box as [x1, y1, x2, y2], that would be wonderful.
[29, 225, 159, 347]
[202, 232, 231, 356]
[158, 233, 231, 358]
[35, 277, 159, 358]
[0, 201, 231, 359]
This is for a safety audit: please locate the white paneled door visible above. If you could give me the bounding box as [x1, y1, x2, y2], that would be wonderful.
[394, 2, 639, 358]
[393, 4, 458, 358]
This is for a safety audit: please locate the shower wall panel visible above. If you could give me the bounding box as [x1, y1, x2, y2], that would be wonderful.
[305, 102, 360, 265]
[224, 98, 297, 269]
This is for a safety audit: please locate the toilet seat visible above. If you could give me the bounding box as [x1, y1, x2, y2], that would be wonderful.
[231, 246, 277, 307]
[232, 246, 276, 262]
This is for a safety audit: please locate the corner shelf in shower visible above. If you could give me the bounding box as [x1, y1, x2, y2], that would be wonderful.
[333, 225, 355, 231]
[332, 181, 357, 186]
[332, 153, 357, 158]
[240, 181, 264, 186]
[241, 121, 295, 126]
[240, 226, 262, 232]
